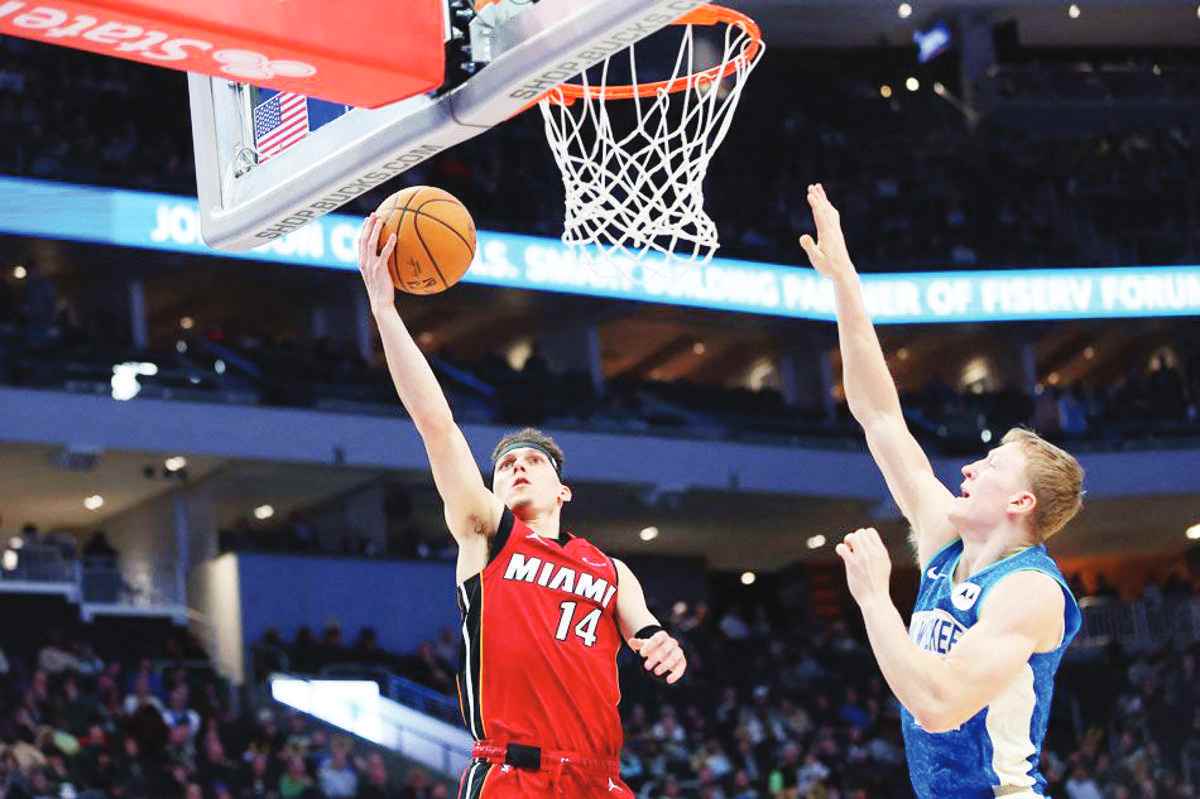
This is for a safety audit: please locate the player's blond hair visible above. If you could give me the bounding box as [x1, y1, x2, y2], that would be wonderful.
[1001, 428, 1084, 541]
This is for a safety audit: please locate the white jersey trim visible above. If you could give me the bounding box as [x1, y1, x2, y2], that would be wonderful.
[985, 663, 1038, 791]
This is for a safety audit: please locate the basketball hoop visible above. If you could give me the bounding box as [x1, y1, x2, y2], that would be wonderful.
[538, 4, 764, 264]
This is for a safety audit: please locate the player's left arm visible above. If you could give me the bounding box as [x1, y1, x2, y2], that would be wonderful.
[838, 528, 1064, 733]
[613, 558, 687, 684]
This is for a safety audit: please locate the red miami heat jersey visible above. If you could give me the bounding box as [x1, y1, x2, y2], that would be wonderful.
[455, 509, 624, 757]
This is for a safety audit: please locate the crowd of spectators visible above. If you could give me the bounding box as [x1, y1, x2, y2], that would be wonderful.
[0, 526, 130, 603]
[231, 578, 1200, 799]
[3, 255, 1198, 454]
[609, 588, 1200, 799]
[249, 622, 459, 701]
[899, 348, 1200, 454]
[0, 616, 450, 799]
[2, 35, 1200, 451]
[3, 32, 1200, 799]
[1, 36, 1198, 270]
[6, 568, 1200, 798]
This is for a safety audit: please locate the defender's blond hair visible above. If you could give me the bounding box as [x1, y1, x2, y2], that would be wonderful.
[1001, 428, 1084, 541]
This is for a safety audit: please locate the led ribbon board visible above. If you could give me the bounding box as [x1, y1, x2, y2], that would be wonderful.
[1, 177, 1198, 324]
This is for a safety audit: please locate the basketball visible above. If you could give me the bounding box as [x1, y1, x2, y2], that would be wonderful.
[375, 186, 477, 295]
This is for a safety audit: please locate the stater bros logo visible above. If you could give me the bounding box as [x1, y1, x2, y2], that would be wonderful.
[0, 2, 317, 80]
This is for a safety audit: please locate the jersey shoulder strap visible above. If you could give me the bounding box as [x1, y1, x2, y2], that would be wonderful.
[486, 507, 517, 565]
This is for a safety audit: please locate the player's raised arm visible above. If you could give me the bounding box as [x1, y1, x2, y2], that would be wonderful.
[358, 214, 502, 545]
[799, 184, 956, 568]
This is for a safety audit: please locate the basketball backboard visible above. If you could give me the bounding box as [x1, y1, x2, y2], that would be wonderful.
[189, 0, 710, 251]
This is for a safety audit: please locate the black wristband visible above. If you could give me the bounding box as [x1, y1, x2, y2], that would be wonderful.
[632, 625, 680, 685]
[635, 625, 666, 640]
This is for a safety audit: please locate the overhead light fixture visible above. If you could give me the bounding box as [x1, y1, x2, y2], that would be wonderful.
[906, 77, 920, 92]
[933, 82, 946, 96]
[806, 535, 826, 550]
[898, 2, 912, 19]
[981, 429, 993, 443]
[741, 571, 757, 586]
[13, 265, 26, 279]
[164, 456, 188, 472]
[880, 84, 893, 99]
[1068, 4, 1081, 19]
[111, 361, 158, 402]
[254, 504, 275, 520]
[2, 550, 16, 571]
[639, 526, 659, 542]
[84, 495, 105, 511]
[1187, 524, 1200, 541]
[214, 359, 226, 374]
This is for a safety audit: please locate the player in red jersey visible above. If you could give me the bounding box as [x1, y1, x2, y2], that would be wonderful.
[358, 215, 687, 798]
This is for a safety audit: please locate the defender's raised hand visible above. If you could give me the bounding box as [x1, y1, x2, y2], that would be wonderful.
[836, 527, 893, 609]
[798, 183, 854, 279]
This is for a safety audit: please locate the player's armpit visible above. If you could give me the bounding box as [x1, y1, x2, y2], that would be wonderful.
[916, 572, 1065, 733]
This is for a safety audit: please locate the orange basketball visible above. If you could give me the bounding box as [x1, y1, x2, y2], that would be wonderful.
[375, 186, 477, 295]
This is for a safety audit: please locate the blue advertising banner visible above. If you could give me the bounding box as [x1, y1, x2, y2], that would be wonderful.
[1, 176, 1197, 324]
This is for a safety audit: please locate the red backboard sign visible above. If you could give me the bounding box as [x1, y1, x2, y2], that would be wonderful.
[0, 0, 445, 107]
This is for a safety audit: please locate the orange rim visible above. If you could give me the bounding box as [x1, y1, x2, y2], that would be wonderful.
[535, 4, 762, 107]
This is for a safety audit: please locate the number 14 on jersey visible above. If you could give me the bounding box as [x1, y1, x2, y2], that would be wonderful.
[555, 601, 601, 647]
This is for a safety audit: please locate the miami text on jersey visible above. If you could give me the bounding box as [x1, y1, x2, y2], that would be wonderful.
[502, 552, 618, 608]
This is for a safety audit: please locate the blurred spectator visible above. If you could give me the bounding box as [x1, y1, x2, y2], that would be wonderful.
[279, 752, 314, 798]
[37, 630, 78, 674]
[160, 684, 201, 742]
[433, 627, 457, 667]
[317, 736, 358, 798]
[123, 672, 163, 716]
[252, 628, 290, 682]
[409, 642, 454, 696]
[82, 530, 117, 559]
[353, 752, 390, 799]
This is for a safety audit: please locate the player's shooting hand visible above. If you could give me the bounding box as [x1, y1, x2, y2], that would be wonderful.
[629, 630, 686, 685]
[358, 213, 397, 315]
[798, 183, 854, 279]
[835, 527, 893, 609]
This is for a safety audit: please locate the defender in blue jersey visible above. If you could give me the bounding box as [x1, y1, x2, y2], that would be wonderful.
[799, 184, 1086, 799]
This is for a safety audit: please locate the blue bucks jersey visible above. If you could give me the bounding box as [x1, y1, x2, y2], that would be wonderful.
[902, 539, 1081, 798]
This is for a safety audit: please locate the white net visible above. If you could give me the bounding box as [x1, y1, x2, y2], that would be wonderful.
[538, 8, 763, 264]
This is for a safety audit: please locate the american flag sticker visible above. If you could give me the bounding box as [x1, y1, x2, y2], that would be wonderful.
[252, 91, 309, 162]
